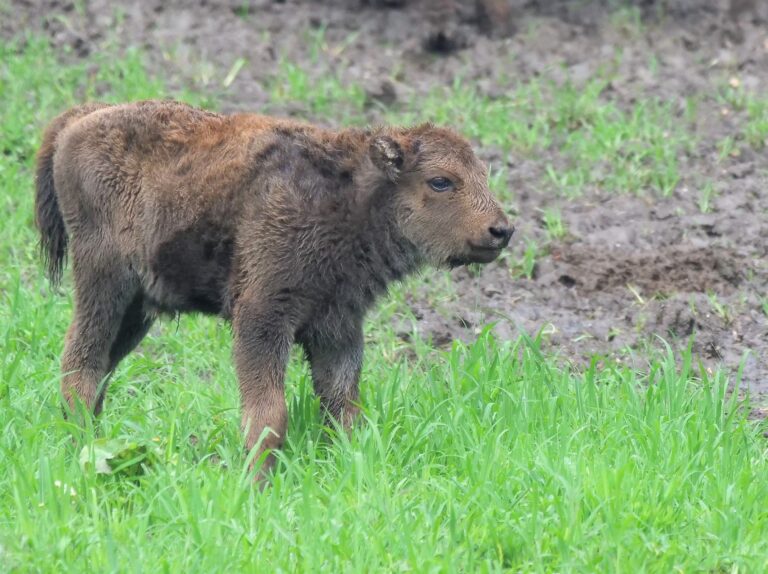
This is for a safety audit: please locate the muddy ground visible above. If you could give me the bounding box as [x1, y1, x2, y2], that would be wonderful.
[6, 0, 768, 400]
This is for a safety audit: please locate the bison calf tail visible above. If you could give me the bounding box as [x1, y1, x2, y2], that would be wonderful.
[35, 103, 107, 286]
[35, 127, 67, 286]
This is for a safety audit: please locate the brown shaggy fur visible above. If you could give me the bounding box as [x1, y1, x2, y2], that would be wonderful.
[35, 100, 512, 478]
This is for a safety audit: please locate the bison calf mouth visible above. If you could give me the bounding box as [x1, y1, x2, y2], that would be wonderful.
[448, 246, 503, 268]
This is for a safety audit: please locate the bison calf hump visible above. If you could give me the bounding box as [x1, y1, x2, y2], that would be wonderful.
[148, 221, 234, 315]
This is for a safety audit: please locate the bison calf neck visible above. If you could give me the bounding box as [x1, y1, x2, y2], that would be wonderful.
[35, 100, 512, 479]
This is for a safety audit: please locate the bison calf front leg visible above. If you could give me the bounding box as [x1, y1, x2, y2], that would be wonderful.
[304, 323, 363, 431]
[233, 297, 293, 479]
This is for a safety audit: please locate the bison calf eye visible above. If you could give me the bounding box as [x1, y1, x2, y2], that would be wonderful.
[428, 177, 453, 192]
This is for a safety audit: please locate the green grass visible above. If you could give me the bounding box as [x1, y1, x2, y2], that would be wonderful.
[269, 59, 366, 119]
[266, 27, 366, 122]
[510, 240, 541, 281]
[540, 207, 567, 242]
[698, 181, 716, 213]
[3, 37, 768, 573]
[717, 78, 768, 150]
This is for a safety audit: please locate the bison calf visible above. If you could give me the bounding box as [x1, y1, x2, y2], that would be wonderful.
[35, 100, 513, 478]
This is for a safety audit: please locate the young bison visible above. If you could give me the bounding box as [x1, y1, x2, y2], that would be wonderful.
[36, 100, 513, 478]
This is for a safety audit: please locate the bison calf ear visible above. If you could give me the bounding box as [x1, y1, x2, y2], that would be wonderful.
[370, 136, 404, 181]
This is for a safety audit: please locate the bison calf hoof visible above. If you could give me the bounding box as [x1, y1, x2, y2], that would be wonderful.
[247, 449, 278, 487]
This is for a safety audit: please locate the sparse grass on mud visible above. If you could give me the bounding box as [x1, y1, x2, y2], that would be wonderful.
[2, 38, 768, 573]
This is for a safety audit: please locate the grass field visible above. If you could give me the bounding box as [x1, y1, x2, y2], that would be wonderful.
[2, 38, 768, 573]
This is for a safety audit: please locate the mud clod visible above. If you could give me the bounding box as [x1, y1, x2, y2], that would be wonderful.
[364, 79, 398, 108]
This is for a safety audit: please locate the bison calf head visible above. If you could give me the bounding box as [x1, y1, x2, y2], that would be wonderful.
[369, 124, 513, 268]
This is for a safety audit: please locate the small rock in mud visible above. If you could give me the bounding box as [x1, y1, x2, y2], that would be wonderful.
[655, 300, 697, 338]
[703, 340, 724, 360]
[728, 162, 755, 179]
[481, 284, 503, 297]
[364, 79, 397, 108]
[431, 330, 454, 347]
[476, 0, 517, 37]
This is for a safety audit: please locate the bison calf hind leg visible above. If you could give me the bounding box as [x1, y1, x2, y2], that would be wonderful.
[61, 242, 141, 417]
[302, 323, 364, 432]
[108, 292, 154, 372]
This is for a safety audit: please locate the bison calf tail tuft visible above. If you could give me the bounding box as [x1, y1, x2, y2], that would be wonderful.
[35, 136, 68, 286]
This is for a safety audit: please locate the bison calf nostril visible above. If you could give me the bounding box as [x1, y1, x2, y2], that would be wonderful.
[489, 226, 511, 240]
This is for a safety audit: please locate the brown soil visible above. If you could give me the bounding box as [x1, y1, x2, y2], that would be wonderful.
[6, 0, 768, 397]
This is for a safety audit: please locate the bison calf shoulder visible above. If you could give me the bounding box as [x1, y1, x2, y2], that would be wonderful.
[35, 100, 512, 479]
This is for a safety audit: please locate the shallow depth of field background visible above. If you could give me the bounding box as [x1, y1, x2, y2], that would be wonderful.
[2, 1, 768, 571]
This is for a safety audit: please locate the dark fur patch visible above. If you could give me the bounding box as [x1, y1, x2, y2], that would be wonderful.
[152, 222, 234, 314]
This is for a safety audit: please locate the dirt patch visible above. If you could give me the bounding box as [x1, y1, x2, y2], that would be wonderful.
[5, 0, 768, 398]
[549, 245, 746, 295]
